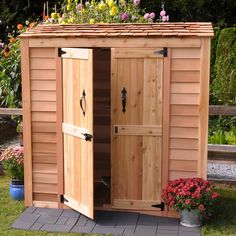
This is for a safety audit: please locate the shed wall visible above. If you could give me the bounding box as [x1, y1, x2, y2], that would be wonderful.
[30, 47, 58, 207]
[169, 47, 201, 180]
[24, 37, 209, 208]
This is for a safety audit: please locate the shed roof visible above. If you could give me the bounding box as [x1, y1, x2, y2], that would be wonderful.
[20, 22, 214, 38]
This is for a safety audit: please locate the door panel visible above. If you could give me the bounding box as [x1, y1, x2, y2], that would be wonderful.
[111, 48, 163, 210]
[62, 48, 94, 219]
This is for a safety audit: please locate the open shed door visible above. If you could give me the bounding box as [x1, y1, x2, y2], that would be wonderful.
[111, 48, 164, 211]
[61, 48, 94, 219]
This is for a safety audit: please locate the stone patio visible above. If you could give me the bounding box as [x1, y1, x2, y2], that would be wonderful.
[12, 208, 201, 236]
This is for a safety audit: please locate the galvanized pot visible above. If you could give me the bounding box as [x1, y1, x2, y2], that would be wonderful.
[180, 209, 202, 227]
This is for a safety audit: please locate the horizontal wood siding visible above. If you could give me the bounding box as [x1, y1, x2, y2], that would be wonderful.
[30, 48, 58, 204]
[169, 48, 201, 180]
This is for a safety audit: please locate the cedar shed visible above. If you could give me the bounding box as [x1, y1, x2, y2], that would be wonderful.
[20, 23, 213, 219]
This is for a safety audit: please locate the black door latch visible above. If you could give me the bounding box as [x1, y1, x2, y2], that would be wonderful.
[82, 133, 93, 141]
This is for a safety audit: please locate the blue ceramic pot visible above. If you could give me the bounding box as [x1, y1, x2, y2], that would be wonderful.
[10, 180, 24, 201]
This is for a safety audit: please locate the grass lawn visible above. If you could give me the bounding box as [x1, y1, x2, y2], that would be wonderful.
[0, 176, 99, 236]
[1, 176, 236, 236]
[202, 183, 236, 236]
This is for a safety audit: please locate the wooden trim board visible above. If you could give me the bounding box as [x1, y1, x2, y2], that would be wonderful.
[21, 38, 33, 206]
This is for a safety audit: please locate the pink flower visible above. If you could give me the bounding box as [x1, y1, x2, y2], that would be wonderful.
[144, 13, 150, 20]
[185, 199, 191, 205]
[77, 3, 82, 11]
[199, 204, 205, 211]
[170, 200, 175, 206]
[211, 192, 219, 199]
[133, 0, 140, 6]
[120, 12, 129, 21]
[160, 10, 166, 17]
[150, 12, 155, 19]
[162, 16, 167, 22]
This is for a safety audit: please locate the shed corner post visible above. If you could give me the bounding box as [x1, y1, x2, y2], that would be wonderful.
[55, 48, 64, 208]
[199, 38, 211, 179]
[162, 48, 171, 196]
[21, 37, 33, 206]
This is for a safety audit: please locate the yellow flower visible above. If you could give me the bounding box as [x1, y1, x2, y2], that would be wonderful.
[90, 19, 95, 24]
[82, 8, 85, 13]
[67, 4, 71, 11]
[108, 0, 114, 8]
[91, 0, 95, 6]
[110, 6, 118, 16]
[106, 0, 109, 4]
[98, 2, 106, 10]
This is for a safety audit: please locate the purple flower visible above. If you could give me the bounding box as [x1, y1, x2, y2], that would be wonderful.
[160, 10, 166, 17]
[144, 13, 150, 20]
[166, 15, 169, 21]
[0, 42, 4, 49]
[162, 15, 167, 22]
[133, 0, 140, 6]
[120, 12, 129, 21]
[150, 12, 155, 19]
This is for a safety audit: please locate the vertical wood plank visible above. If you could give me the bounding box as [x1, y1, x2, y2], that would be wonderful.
[56, 49, 63, 208]
[199, 38, 211, 179]
[162, 48, 171, 192]
[21, 38, 33, 206]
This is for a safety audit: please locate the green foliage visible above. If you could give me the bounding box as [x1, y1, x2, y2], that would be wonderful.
[3, 159, 24, 180]
[0, 37, 21, 108]
[212, 28, 236, 105]
[208, 116, 236, 145]
[202, 185, 236, 235]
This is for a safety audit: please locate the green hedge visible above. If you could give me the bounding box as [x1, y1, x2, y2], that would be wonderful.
[212, 28, 236, 105]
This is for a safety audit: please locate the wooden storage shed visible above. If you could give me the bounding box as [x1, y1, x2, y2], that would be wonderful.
[20, 23, 213, 219]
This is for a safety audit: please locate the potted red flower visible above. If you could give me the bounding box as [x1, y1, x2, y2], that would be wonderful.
[162, 178, 219, 227]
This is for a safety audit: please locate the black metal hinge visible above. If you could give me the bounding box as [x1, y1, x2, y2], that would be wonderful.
[152, 202, 165, 211]
[154, 47, 168, 57]
[58, 48, 66, 57]
[60, 195, 69, 203]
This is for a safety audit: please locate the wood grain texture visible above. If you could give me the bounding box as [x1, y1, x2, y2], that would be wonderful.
[199, 38, 211, 179]
[21, 38, 33, 206]
[111, 48, 163, 210]
[162, 48, 171, 194]
[62, 49, 94, 219]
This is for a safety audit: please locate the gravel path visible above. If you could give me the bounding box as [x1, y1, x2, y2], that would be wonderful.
[208, 163, 236, 180]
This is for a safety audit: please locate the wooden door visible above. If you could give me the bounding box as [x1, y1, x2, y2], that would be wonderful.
[62, 48, 94, 219]
[111, 48, 164, 211]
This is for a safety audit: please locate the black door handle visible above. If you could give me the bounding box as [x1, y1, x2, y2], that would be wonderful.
[121, 87, 127, 114]
[80, 89, 86, 116]
[82, 133, 93, 141]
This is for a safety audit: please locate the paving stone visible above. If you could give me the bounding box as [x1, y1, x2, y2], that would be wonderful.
[158, 225, 179, 231]
[56, 216, 68, 225]
[40, 223, 73, 232]
[24, 207, 37, 214]
[61, 209, 80, 218]
[179, 226, 201, 233]
[37, 215, 59, 224]
[116, 212, 139, 227]
[71, 225, 93, 234]
[74, 214, 88, 226]
[12, 213, 40, 229]
[34, 208, 63, 217]
[137, 214, 159, 225]
[92, 225, 124, 235]
[65, 217, 78, 226]
[122, 226, 136, 235]
[86, 219, 96, 228]
[179, 232, 201, 236]
[30, 222, 44, 231]
[95, 211, 117, 226]
[157, 229, 179, 235]
[134, 225, 157, 236]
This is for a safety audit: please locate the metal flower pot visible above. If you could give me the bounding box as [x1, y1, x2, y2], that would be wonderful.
[180, 209, 202, 227]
